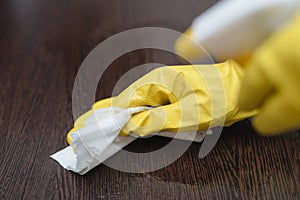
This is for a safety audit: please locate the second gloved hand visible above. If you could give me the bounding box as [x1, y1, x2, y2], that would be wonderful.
[238, 11, 300, 135]
[69, 59, 257, 139]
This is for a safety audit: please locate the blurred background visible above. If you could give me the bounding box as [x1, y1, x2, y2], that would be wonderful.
[0, 0, 299, 199]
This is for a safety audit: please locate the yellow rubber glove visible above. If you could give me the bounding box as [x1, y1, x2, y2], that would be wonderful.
[238, 11, 300, 135]
[67, 59, 257, 144]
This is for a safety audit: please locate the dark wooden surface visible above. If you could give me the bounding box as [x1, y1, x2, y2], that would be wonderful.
[0, 0, 299, 199]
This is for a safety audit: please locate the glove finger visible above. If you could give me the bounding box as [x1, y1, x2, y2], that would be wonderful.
[238, 63, 274, 111]
[92, 97, 114, 109]
[121, 104, 180, 137]
[72, 97, 114, 129]
[122, 97, 211, 136]
[252, 95, 300, 135]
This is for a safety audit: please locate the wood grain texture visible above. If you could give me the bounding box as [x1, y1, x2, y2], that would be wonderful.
[0, 0, 299, 199]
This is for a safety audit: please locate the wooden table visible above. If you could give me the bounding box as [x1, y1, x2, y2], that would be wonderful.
[0, 0, 299, 199]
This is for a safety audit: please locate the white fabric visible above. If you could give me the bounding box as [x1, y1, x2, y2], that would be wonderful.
[191, 0, 299, 59]
[50, 107, 209, 175]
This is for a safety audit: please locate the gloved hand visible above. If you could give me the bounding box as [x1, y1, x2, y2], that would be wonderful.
[238, 11, 300, 135]
[174, 0, 300, 135]
[67, 59, 257, 143]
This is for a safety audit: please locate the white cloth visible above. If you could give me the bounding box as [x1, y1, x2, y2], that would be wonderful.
[50, 107, 209, 175]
